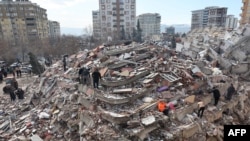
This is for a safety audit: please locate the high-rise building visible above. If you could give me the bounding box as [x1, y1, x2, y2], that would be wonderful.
[191, 6, 227, 30]
[240, 0, 250, 26]
[166, 26, 175, 35]
[93, 0, 136, 40]
[137, 13, 161, 38]
[92, 10, 101, 39]
[48, 20, 61, 39]
[0, 0, 49, 46]
[225, 15, 238, 30]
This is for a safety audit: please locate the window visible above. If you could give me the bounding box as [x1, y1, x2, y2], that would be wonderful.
[102, 16, 106, 21]
[101, 5, 105, 10]
[102, 11, 105, 15]
[107, 22, 111, 27]
[107, 5, 110, 9]
[126, 22, 130, 26]
[131, 5, 134, 9]
[126, 0, 129, 2]
[101, 0, 105, 3]
[124, 11, 129, 15]
[108, 11, 112, 15]
[126, 5, 129, 9]
[106, 0, 110, 3]
[131, 15, 135, 20]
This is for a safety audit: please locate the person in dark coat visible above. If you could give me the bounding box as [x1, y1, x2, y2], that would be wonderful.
[11, 78, 18, 90]
[8, 86, 16, 102]
[0, 71, 3, 83]
[63, 56, 67, 72]
[78, 67, 84, 83]
[82, 67, 90, 85]
[92, 68, 101, 89]
[15, 88, 24, 100]
[226, 84, 236, 101]
[211, 86, 220, 106]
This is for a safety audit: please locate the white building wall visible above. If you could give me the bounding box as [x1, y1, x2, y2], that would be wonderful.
[97, 0, 136, 40]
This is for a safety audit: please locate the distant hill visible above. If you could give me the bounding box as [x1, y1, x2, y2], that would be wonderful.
[161, 24, 191, 33]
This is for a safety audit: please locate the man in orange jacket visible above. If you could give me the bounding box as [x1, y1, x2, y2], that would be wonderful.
[158, 100, 169, 116]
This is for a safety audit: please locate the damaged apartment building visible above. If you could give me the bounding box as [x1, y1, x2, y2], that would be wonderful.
[1, 25, 250, 141]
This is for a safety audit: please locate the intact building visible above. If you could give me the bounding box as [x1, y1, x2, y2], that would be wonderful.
[48, 20, 60, 39]
[240, 0, 250, 26]
[191, 6, 227, 30]
[166, 26, 175, 35]
[225, 15, 238, 30]
[0, 0, 49, 46]
[92, 10, 101, 39]
[137, 13, 161, 39]
[93, 0, 136, 40]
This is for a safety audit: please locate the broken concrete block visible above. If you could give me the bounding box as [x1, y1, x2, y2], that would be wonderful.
[30, 135, 43, 141]
[185, 95, 195, 103]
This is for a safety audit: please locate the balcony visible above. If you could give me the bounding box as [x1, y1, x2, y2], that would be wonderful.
[241, 7, 244, 10]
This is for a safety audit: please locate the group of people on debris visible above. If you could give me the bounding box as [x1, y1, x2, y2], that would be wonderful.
[78, 66, 101, 89]
[3, 78, 24, 102]
[196, 83, 236, 118]
[12, 67, 22, 78]
[157, 83, 236, 119]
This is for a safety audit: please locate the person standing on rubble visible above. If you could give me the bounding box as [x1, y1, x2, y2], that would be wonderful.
[11, 78, 18, 90]
[92, 68, 101, 89]
[157, 100, 169, 116]
[225, 83, 236, 101]
[6, 85, 16, 102]
[197, 101, 205, 118]
[81, 67, 90, 85]
[210, 86, 221, 106]
[62, 55, 67, 72]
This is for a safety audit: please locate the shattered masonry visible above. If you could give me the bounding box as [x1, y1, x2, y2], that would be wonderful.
[1, 25, 250, 141]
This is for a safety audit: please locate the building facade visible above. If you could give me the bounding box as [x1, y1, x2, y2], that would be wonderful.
[191, 6, 227, 30]
[92, 10, 101, 39]
[93, 0, 136, 40]
[240, 0, 250, 26]
[166, 26, 175, 35]
[0, 0, 48, 46]
[48, 20, 60, 39]
[136, 13, 161, 39]
[225, 15, 238, 30]
[191, 9, 204, 30]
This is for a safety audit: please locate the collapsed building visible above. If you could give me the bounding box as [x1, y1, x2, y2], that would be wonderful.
[1, 25, 250, 141]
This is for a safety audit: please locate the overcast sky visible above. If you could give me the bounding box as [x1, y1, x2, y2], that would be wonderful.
[31, 0, 242, 34]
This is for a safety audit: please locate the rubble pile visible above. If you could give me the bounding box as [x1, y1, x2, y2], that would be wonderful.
[1, 26, 250, 141]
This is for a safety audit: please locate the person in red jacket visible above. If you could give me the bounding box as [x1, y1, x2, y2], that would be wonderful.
[157, 100, 169, 116]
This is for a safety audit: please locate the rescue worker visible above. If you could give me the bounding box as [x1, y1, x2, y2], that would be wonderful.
[11, 78, 18, 90]
[210, 86, 220, 106]
[92, 68, 101, 89]
[81, 67, 90, 85]
[7, 85, 16, 102]
[15, 88, 24, 100]
[197, 101, 205, 118]
[225, 83, 236, 101]
[157, 100, 169, 116]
